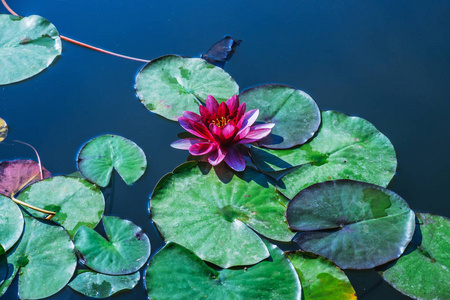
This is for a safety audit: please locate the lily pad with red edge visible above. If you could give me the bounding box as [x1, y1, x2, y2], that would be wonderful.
[145, 241, 301, 300]
[135, 55, 239, 121]
[0, 159, 52, 197]
[286, 251, 356, 300]
[73, 216, 151, 275]
[17, 176, 105, 238]
[0, 117, 7, 142]
[77, 134, 147, 187]
[251, 110, 397, 199]
[287, 180, 415, 269]
[239, 84, 321, 149]
[379, 213, 450, 300]
[0, 14, 62, 85]
[150, 161, 294, 268]
[0, 194, 24, 252]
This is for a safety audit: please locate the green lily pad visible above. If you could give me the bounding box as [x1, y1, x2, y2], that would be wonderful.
[73, 216, 151, 275]
[145, 241, 301, 299]
[0, 14, 62, 85]
[251, 110, 397, 199]
[239, 84, 321, 149]
[77, 134, 147, 187]
[0, 216, 77, 299]
[0, 194, 24, 252]
[151, 162, 295, 268]
[135, 55, 239, 121]
[69, 270, 140, 298]
[17, 176, 105, 237]
[287, 251, 356, 300]
[287, 180, 415, 269]
[379, 213, 450, 300]
[0, 117, 7, 142]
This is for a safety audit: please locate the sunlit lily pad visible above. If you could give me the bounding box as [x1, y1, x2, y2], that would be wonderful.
[17, 176, 105, 237]
[239, 84, 321, 149]
[150, 162, 294, 268]
[251, 110, 397, 199]
[135, 55, 239, 121]
[287, 180, 415, 269]
[0, 159, 52, 197]
[77, 134, 147, 187]
[0, 216, 77, 299]
[0, 14, 62, 85]
[0, 194, 24, 252]
[74, 216, 151, 275]
[379, 213, 450, 300]
[69, 270, 140, 298]
[0, 118, 7, 142]
[287, 251, 356, 300]
[145, 241, 301, 299]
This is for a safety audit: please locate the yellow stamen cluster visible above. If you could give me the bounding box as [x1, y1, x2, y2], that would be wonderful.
[211, 116, 231, 128]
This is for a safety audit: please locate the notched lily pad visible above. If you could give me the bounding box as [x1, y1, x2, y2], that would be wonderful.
[0, 194, 24, 252]
[77, 134, 147, 187]
[287, 180, 415, 269]
[0, 117, 7, 142]
[73, 216, 151, 275]
[135, 55, 239, 121]
[0, 14, 62, 85]
[69, 270, 140, 298]
[240, 84, 321, 149]
[379, 213, 450, 300]
[145, 241, 301, 299]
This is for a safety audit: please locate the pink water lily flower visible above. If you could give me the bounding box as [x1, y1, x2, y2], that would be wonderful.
[171, 95, 274, 171]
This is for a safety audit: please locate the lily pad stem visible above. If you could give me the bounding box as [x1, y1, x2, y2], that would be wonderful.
[13, 140, 43, 179]
[11, 193, 56, 220]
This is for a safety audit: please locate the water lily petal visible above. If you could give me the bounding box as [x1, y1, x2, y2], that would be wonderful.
[208, 147, 227, 166]
[183, 111, 202, 122]
[217, 102, 229, 118]
[206, 95, 219, 114]
[238, 123, 275, 143]
[224, 147, 246, 172]
[189, 142, 216, 156]
[199, 105, 210, 118]
[170, 138, 206, 150]
[226, 95, 239, 113]
[236, 103, 247, 126]
[179, 117, 214, 140]
[209, 123, 223, 141]
[222, 123, 237, 140]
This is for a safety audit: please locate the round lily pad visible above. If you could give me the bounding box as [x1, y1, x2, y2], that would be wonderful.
[379, 213, 450, 300]
[251, 110, 397, 199]
[287, 180, 415, 269]
[145, 241, 301, 299]
[69, 270, 140, 298]
[150, 162, 295, 268]
[73, 216, 151, 275]
[239, 84, 321, 149]
[0, 216, 77, 299]
[0, 117, 7, 142]
[135, 55, 239, 121]
[0, 194, 23, 252]
[0, 14, 62, 85]
[287, 251, 356, 300]
[77, 134, 147, 187]
[17, 176, 105, 237]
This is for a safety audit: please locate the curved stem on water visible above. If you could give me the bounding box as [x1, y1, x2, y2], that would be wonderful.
[11, 194, 56, 220]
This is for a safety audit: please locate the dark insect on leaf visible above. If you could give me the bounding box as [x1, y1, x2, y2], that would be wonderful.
[201, 36, 242, 68]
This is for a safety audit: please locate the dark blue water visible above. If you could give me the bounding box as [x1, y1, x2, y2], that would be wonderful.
[1, 1, 449, 299]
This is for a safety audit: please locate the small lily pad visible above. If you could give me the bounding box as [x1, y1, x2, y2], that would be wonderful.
[73, 216, 151, 275]
[150, 162, 295, 268]
[0, 117, 7, 142]
[77, 134, 147, 187]
[287, 251, 356, 300]
[17, 176, 105, 237]
[0, 14, 62, 85]
[287, 180, 415, 269]
[135, 55, 239, 121]
[0, 194, 24, 252]
[379, 213, 450, 300]
[69, 270, 140, 298]
[239, 84, 321, 149]
[145, 241, 301, 299]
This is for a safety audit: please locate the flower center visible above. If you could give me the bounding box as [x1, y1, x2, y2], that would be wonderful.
[210, 116, 230, 128]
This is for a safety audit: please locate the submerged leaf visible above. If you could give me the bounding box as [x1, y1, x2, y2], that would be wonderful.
[0, 117, 7, 142]
[0, 194, 23, 252]
[201, 36, 241, 68]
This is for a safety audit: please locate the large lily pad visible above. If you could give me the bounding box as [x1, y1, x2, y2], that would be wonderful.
[0, 14, 62, 85]
[145, 241, 301, 299]
[379, 213, 450, 300]
[0, 216, 77, 299]
[73, 216, 151, 275]
[77, 134, 147, 187]
[287, 180, 415, 269]
[239, 84, 321, 149]
[0, 117, 7, 142]
[0, 194, 24, 252]
[17, 176, 105, 237]
[287, 251, 356, 300]
[135, 55, 239, 121]
[69, 270, 140, 298]
[251, 110, 397, 199]
[0, 159, 52, 197]
[150, 162, 295, 268]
